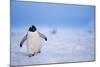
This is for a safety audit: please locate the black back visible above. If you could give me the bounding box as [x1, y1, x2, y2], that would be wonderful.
[28, 25, 37, 32]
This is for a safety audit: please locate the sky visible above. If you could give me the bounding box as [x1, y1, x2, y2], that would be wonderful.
[11, 1, 95, 30]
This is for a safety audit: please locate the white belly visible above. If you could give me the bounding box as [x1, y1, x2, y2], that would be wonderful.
[27, 31, 41, 54]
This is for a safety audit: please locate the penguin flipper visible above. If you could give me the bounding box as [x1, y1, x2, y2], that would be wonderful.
[20, 34, 27, 47]
[38, 32, 47, 41]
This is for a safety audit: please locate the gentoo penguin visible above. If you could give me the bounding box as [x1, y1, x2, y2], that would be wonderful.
[20, 25, 47, 57]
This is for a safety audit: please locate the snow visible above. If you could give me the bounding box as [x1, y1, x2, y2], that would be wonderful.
[11, 28, 95, 66]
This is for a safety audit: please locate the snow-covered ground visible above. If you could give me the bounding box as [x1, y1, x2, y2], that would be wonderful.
[11, 28, 95, 66]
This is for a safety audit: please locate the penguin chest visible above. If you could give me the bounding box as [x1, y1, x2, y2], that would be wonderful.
[27, 31, 41, 54]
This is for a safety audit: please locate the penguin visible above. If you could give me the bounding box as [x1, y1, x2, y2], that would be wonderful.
[20, 25, 47, 57]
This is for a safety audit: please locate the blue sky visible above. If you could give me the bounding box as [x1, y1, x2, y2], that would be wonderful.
[11, 1, 95, 30]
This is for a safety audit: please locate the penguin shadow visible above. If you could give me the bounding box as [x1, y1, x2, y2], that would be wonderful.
[29, 51, 42, 58]
[19, 51, 42, 58]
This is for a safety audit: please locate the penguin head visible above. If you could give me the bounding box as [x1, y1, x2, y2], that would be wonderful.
[28, 25, 37, 32]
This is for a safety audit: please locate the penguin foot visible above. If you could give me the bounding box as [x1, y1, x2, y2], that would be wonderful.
[29, 54, 35, 57]
[38, 51, 41, 53]
[32, 54, 35, 56]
